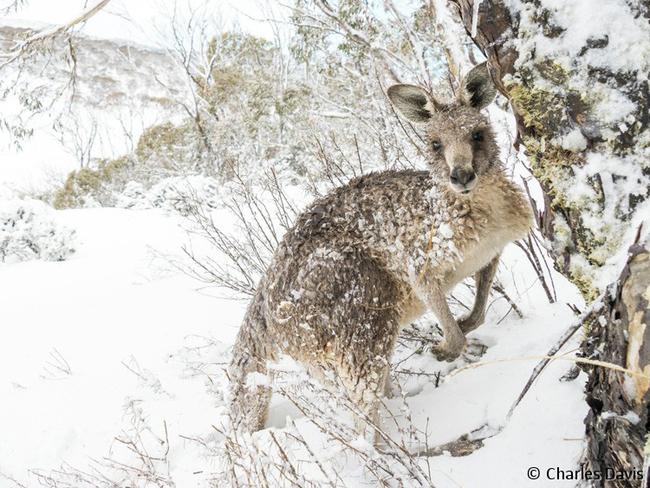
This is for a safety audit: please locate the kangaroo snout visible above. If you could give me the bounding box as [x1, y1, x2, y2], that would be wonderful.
[449, 166, 477, 193]
[444, 143, 477, 194]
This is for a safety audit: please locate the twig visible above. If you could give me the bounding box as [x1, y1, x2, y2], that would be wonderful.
[505, 302, 600, 419]
[0, 0, 112, 69]
[492, 280, 523, 319]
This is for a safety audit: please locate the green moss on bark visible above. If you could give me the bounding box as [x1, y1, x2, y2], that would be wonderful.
[507, 83, 568, 134]
[507, 79, 611, 297]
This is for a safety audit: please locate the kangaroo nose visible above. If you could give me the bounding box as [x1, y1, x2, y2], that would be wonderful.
[450, 168, 476, 186]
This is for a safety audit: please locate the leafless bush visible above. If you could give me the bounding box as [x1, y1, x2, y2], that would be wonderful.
[55, 113, 99, 169]
[31, 400, 174, 488]
[514, 233, 557, 304]
[176, 167, 300, 297]
[40, 348, 72, 380]
[214, 364, 438, 488]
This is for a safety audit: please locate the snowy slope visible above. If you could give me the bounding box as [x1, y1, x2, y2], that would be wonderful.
[0, 203, 587, 487]
[0, 208, 244, 485]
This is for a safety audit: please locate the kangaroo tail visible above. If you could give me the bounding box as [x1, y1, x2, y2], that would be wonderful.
[227, 291, 271, 432]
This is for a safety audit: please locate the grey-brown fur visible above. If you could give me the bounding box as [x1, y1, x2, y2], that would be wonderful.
[228, 63, 533, 439]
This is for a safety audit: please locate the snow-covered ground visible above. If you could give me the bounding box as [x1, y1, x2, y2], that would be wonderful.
[0, 208, 242, 484]
[0, 202, 588, 487]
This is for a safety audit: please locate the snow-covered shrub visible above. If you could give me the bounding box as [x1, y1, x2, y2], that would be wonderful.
[52, 121, 206, 210]
[53, 156, 135, 209]
[134, 121, 203, 172]
[151, 176, 219, 213]
[115, 176, 221, 213]
[114, 181, 148, 209]
[0, 200, 76, 263]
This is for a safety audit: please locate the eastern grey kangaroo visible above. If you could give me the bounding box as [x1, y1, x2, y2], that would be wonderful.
[228, 62, 532, 438]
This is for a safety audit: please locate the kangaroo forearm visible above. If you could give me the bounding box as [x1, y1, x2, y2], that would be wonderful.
[459, 254, 501, 335]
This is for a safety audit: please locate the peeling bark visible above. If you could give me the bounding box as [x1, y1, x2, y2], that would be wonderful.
[582, 241, 650, 487]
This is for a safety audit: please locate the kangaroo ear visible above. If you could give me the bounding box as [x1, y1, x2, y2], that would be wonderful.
[387, 84, 436, 123]
[458, 62, 496, 110]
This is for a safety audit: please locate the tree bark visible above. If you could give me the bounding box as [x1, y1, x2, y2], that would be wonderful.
[582, 239, 650, 487]
[449, 1, 650, 486]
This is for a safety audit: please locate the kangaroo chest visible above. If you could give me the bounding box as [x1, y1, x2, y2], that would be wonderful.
[440, 192, 530, 290]
[441, 225, 508, 290]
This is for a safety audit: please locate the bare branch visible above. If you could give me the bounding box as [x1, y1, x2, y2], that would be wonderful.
[1, 0, 112, 69]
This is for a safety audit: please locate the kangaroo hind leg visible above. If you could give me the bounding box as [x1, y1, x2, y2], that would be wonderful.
[321, 252, 403, 444]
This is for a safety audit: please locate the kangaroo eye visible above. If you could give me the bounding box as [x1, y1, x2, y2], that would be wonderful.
[431, 141, 442, 151]
[472, 131, 484, 142]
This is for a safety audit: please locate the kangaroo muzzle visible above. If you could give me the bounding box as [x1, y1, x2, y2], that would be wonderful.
[445, 144, 477, 194]
[450, 166, 477, 193]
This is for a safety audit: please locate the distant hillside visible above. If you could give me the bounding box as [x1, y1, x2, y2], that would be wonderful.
[0, 24, 191, 194]
[0, 24, 189, 116]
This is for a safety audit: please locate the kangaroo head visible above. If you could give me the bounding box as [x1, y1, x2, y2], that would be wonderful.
[387, 63, 499, 195]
